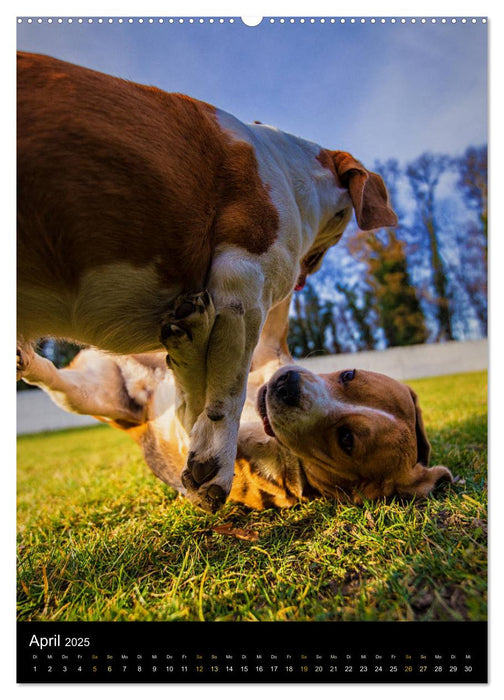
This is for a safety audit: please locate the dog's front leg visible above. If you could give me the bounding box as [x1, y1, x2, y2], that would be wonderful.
[180, 260, 266, 512]
[182, 304, 264, 512]
[160, 290, 215, 433]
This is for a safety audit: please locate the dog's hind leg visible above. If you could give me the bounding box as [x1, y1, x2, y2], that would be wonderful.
[17, 347, 147, 425]
[16, 341, 36, 382]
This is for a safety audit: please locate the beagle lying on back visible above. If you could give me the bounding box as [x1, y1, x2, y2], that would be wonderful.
[17, 52, 397, 512]
[18, 295, 452, 510]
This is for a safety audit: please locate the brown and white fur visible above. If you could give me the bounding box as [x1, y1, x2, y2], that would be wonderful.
[17, 52, 398, 512]
[18, 294, 453, 510]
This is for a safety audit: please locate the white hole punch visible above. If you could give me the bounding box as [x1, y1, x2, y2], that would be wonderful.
[241, 16, 263, 27]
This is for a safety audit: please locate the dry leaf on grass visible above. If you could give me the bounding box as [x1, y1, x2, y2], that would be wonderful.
[212, 524, 259, 542]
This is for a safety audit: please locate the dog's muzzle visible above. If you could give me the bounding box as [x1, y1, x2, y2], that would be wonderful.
[271, 369, 301, 407]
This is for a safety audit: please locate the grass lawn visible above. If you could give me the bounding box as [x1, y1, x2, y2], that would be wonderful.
[17, 371, 487, 622]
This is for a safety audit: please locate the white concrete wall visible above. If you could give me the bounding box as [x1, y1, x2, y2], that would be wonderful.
[299, 338, 488, 381]
[17, 390, 100, 435]
[17, 339, 487, 435]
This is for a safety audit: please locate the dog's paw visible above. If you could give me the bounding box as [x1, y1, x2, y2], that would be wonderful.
[160, 290, 215, 365]
[161, 289, 213, 342]
[181, 465, 229, 513]
[180, 447, 235, 513]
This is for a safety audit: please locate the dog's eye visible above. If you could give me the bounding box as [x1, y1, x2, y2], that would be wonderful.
[334, 210, 345, 221]
[338, 427, 354, 455]
[340, 369, 356, 384]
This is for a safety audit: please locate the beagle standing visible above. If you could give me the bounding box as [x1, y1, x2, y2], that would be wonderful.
[17, 52, 397, 511]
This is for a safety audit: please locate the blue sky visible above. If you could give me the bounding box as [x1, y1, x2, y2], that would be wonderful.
[17, 17, 487, 167]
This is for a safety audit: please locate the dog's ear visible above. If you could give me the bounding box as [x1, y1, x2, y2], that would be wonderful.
[332, 151, 398, 230]
[397, 463, 454, 498]
[395, 387, 453, 497]
[408, 386, 431, 466]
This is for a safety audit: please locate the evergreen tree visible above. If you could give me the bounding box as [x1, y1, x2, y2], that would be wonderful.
[348, 229, 428, 347]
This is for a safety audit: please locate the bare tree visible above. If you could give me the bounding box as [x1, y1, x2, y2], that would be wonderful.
[406, 153, 455, 342]
[455, 145, 488, 335]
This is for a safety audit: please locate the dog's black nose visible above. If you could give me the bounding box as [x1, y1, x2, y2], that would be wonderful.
[272, 370, 301, 407]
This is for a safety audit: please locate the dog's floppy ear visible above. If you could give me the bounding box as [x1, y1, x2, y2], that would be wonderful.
[398, 463, 454, 498]
[408, 386, 431, 466]
[396, 387, 453, 497]
[332, 151, 398, 230]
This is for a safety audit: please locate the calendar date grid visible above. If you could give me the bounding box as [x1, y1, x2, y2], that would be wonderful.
[27, 648, 477, 679]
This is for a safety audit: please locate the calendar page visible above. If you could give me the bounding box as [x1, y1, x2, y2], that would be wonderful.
[16, 13, 488, 684]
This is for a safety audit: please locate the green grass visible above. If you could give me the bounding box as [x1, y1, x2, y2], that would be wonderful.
[17, 371, 487, 622]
